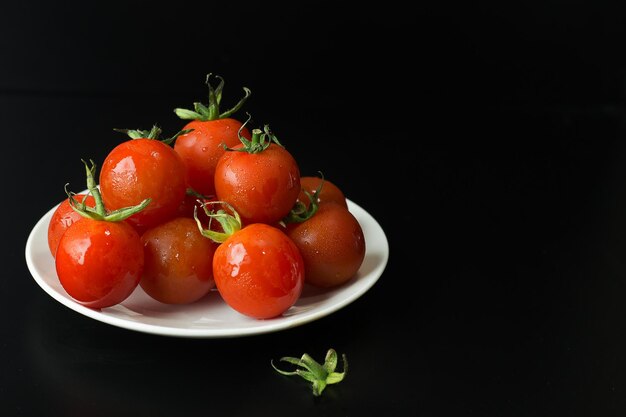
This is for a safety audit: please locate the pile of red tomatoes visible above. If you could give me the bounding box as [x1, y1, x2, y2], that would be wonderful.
[46, 74, 366, 320]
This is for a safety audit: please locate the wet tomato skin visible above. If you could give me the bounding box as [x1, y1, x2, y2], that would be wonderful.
[47, 194, 95, 258]
[213, 223, 305, 319]
[140, 217, 217, 304]
[286, 202, 366, 288]
[214, 143, 301, 226]
[55, 218, 144, 309]
[99, 138, 187, 234]
[298, 176, 348, 209]
[174, 119, 251, 196]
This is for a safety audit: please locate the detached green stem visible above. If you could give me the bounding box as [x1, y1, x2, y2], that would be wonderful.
[271, 348, 348, 397]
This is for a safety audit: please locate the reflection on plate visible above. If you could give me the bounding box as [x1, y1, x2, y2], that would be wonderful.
[25, 199, 389, 338]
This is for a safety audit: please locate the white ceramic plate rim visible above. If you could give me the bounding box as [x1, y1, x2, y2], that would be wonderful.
[25, 198, 389, 338]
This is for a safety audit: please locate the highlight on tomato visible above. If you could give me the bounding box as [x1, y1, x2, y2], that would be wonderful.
[298, 175, 348, 209]
[55, 160, 150, 309]
[173, 73, 252, 196]
[214, 119, 301, 226]
[195, 201, 305, 319]
[99, 125, 188, 234]
[140, 217, 217, 305]
[47, 193, 95, 258]
[283, 189, 365, 288]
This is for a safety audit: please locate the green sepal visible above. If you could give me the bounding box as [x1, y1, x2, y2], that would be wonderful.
[174, 108, 203, 120]
[282, 191, 318, 224]
[65, 159, 151, 222]
[113, 125, 192, 146]
[223, 116, 283, 154]
[173, 73, 251, 122]
[271, 349, 348, 397]
[283, 173, 325, 224]
[194, 201, 242, 243]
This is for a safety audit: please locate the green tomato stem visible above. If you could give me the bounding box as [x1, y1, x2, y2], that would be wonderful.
[66, 159, 150, 222]
[79, 159, 105, 216]
[271, 349, 348, 397]
[194, 201, 242, 243]
[173, 73, 251, 122]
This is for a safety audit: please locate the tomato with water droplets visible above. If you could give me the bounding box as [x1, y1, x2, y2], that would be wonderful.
[99, 134, 187, 234]
[55, 159, 150, 309]
[214, 126, 301, 226]
[56, 217, 144, 308]
[47, 194, 95, 258]
[174, 119, 251, 196]
[298, 175, 348, 209]
[173, 74, 252, 196]
[285, 202, 366, 288]
[140, 217, 217, 304]
[212, 222, 305, 319]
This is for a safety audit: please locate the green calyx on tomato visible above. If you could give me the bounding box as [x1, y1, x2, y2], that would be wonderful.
[66, 159, 151, 222]
[194, 200, 242, 244]
[282, 172, 325, 224]
[113, 124, 193, 146]
[271, 348, 348, 397]
[281, 191, 317, 224]
[174, 73, 252, 121]
[223, 115, 283, 154]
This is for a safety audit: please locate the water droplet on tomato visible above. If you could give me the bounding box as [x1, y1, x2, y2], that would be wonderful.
[201, 147, 208, 152]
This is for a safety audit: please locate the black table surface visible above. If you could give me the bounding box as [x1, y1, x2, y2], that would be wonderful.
[4, 2, 626, 416]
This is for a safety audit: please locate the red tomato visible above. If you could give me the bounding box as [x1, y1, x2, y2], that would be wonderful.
[99, 138, 187, 233]
[47, 194, 95, 258]
[215, 140, 301, 225]
[174, 119, 251, 196]
[285, 202, 366, 288]
[212, 223, 304, 319]
[55, 217, 144, 308]
[140, 217, 217, 304]
[173, 74, 252, 196]
[298, 176, 348, 209]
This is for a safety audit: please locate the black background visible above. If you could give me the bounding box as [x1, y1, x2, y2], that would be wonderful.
[4, 1, 626, 416]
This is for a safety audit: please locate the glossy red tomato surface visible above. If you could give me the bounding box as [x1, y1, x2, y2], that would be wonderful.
[286, 202, 366, 288]
[213, 223, 304, 319]
[298, 176, 348, 209]
[140, 217, 217, 304]
[214, 143, 301, 225]
[174, 119, 251, 196]
[99, 138, 187, 233]
[47, 194, 95, 258]
[55, 218, 144, 309]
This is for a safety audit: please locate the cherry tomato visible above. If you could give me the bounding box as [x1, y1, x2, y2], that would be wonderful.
[212, 223, 305, 319]
[298, 176, 348, 209]
[286, 202, 366, 288]
[174, 119, 251, 196]
[47, 194, 95, 258]
[173, 74, 252, 196]
[214, 127, 301, 225]
[140, 217, 217, 304]
[55, 217, 144, 308]
[99, 138, 187, 233]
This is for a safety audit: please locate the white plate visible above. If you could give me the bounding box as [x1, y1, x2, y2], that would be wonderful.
[25, 198, 389, 338]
